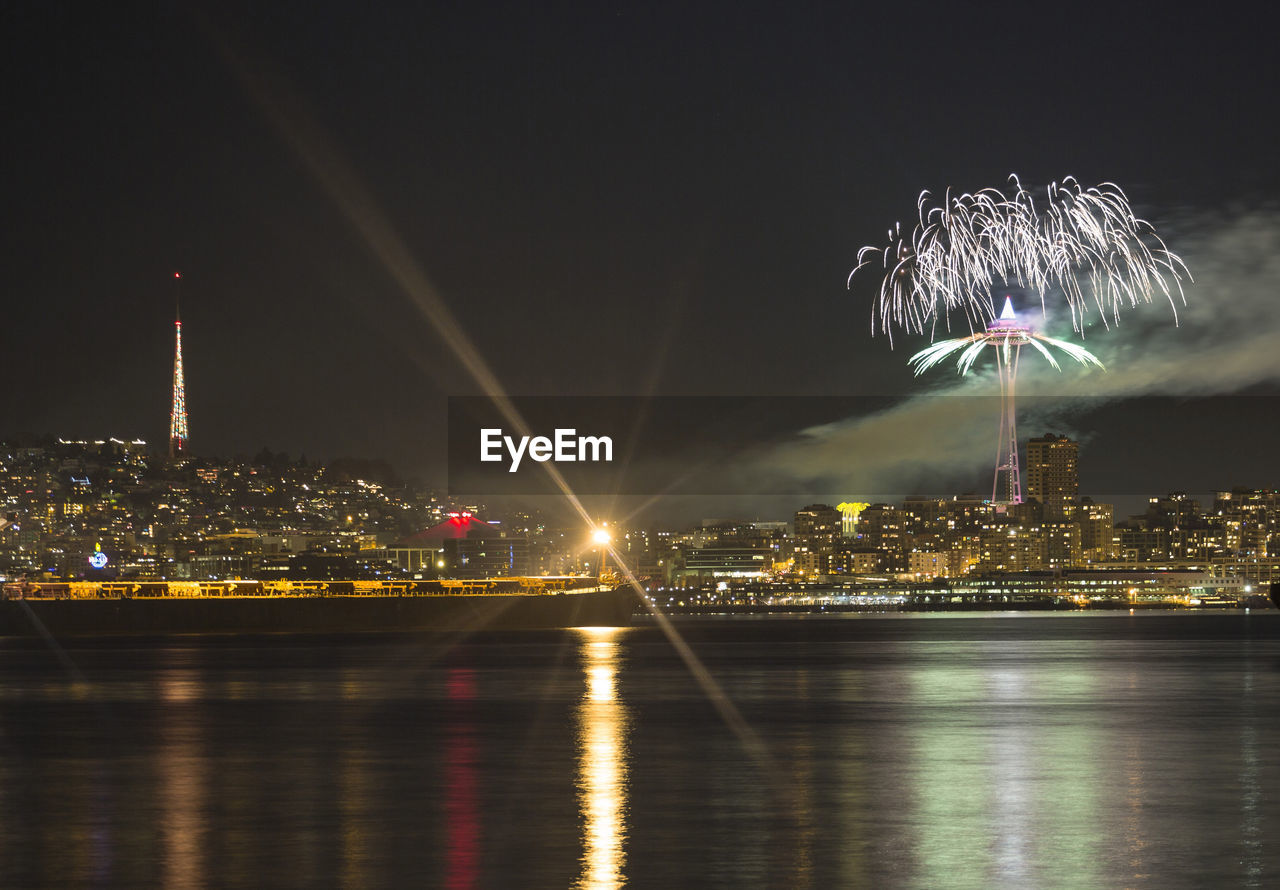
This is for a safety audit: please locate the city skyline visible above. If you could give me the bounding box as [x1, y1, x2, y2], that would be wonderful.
[4, 429, 1277, 593]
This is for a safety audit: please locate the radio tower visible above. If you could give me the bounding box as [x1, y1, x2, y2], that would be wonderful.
[168, 273, 189, 458]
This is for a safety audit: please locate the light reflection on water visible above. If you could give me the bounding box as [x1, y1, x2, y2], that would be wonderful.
[0, 616, 1277, 888]
[339, 664, 371, 890]
[906, 654, 1102, 888]
[575, 628, 629, 890]
[158, 669, 207, 890]
[444, 667, 480, 890]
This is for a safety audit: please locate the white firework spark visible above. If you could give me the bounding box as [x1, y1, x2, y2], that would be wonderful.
[849, 176, 1191, 344]
[909, 325, 1105, 377]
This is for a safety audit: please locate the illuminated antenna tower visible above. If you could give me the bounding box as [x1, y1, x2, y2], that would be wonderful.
[168, 272, 188, 458]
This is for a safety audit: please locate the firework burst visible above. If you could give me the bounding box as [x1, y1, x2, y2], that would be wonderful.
[908, 300, 1105, 377]
[849, 175, 1190, 343]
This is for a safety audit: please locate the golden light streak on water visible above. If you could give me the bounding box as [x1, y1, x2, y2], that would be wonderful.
[574, 628, 628, 890]
[340, 669, 372, 890]
[158, 669, 206, 890]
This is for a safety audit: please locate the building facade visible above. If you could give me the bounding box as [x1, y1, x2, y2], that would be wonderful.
[1026, 434, 1078, 519]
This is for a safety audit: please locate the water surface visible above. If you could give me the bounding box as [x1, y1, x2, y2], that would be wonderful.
[1, 612, 1278, 888]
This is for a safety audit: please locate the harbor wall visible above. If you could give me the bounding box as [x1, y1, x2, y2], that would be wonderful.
[0, 589, 635, 636]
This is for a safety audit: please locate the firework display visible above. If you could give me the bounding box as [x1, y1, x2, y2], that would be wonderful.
[908, 299, 1105, 377]
[849, 176, 1188, 504]
[911, 297, 1106, 504]
[849, 176, 1190, 343]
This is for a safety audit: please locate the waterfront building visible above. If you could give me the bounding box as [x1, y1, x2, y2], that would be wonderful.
[673, 547, 772, 585]
[828, 548, 887, 575]
[907, 549, 976, 579]
[978, 522, 1046, 573]
[1114, 527, 1169, 562]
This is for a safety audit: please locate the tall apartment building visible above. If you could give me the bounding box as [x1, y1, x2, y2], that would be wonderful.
[1026, 434, 1078, 519]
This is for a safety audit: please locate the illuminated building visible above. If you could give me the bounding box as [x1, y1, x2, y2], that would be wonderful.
[854, 504, 907, 561]
[836, 502, 869, 538]
[1042, 521, 1082, 568]
[1214, 488, 1278, 557]
[1168, 526, 1227, 561]
[977, 522, 1046, 573]
[1114, 527, 1169, 562]
[1114, 492, 1219, 561]
[1076, 499, 1116, 562]
[826, 548, 886, 575]
[907, 550, 977, 579]
[1144, 491, 1202, 529]
[673, 548, 772, 585]
[793, 504, 841, 574]
[387, 512, 530, 578]
[793, 550, 823, 577]
[794, 505, 841, 544]
[1025, 434, 1077, 519]
[454, 536, 530, 579]
[691, 520, 787, 550]
[613, 527, 665, 579]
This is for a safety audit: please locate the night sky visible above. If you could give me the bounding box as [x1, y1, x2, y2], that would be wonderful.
[5, 2, 1279, 516]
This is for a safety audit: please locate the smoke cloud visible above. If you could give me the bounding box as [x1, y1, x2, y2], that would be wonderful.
[752, 208, 1280, 495]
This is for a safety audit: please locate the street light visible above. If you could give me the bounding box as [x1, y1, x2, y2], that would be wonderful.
[591, 527, 612, 581]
